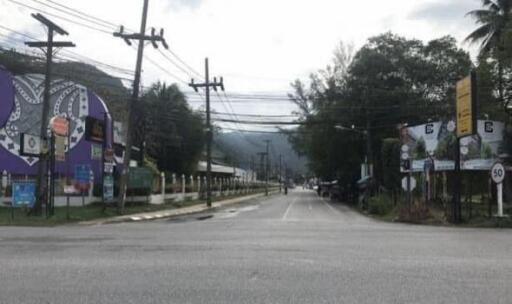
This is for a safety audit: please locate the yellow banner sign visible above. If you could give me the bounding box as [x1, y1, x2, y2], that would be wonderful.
[55, 135, 66, 162]
[456, 75, 474, 137]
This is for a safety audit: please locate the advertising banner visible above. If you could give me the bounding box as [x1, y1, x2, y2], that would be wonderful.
[12, 182, 36, 207]
[74, 164, 91, 191]
[54, 135, 66, 162]
[400, 120, 505, 172]
[103, 175, 114, 202]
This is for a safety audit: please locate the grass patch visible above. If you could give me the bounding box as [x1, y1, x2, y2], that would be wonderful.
[0, 190, 269, 226]
[360, 193, 512, 228]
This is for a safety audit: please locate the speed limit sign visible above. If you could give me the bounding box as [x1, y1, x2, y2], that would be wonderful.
[491, 162, 506, 184]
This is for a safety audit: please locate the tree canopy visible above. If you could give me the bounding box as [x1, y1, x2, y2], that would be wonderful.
[288, 33, 472, 186]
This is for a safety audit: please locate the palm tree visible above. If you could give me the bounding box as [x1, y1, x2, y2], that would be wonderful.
[466, 0, 512, 101]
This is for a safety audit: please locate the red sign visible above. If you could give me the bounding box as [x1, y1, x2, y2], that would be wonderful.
[50, 116, 69, 136]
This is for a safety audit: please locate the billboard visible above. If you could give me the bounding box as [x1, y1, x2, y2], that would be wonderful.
[400, 120, 505, 172]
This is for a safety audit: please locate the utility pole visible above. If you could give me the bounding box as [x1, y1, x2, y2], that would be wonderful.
[114, 0, 168, 214]
[250, 155, 255, 181]
[189, 58, 224, 208]
[264, 140, 271, 196]
[279, 154, 282, 193]
[26, 13, 75, 215]
[257, 152, 266, 182]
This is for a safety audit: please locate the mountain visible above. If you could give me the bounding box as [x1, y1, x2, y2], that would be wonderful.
[0, 47, 129, 121]
[213, 131, 308, 177]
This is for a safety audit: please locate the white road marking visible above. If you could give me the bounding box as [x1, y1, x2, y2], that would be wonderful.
[282, 197, 298, 221]
[321, 198, 342, 215]
[130, 217, 142, 221]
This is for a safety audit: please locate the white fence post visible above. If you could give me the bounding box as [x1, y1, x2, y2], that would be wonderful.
[88, 170, 94, 202]
[161, 172, 166, 197]
[181, 174, 186, 199]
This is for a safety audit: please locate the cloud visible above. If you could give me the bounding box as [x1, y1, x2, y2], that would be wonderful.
[409, 0, 480, 24]
[165, 0, 204, 11]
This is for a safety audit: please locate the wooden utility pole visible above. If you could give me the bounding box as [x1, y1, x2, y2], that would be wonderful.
[189, 59, 224, 207]
[257, 152, 266, 182]
[26, 13, 75, 215]
[279, 154, 282, 193]
[264, 140, 271, 196]
[114, 0, 168, 214]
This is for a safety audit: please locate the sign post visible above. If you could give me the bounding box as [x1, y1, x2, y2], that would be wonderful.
[491, 162, 506, 217]
[401, 144, 413, 212]
[453, 71, 477, 223]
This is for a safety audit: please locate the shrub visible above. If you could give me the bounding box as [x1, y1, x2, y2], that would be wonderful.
[368, 195, 394, 215]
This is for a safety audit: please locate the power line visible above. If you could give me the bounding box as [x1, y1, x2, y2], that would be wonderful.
[45, 0, 132, 30]
[25, 0, 117, 31]
[6, 0, 113, 34]
[0, 25, 135, 76]
[210, 111, 298, 118]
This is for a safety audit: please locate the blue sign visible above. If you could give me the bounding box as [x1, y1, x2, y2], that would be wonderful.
[75, 165, 91, 183]
[12, 182, 36, 207]
[103, 175, 114, 202]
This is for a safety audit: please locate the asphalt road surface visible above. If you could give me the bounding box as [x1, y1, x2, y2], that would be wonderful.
[1, 189, 512, 304]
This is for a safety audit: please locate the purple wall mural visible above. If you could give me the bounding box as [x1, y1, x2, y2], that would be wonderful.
[0, 66, 114, 183]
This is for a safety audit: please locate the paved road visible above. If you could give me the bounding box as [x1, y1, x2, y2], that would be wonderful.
[1, 190, 512, 304]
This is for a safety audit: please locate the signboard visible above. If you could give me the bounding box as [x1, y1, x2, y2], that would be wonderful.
[400, 120, 505, 172]
[91, 144, 102, 160]
[12, 182, 36, 207]
[54, 135, 66, 162]
[20, 133, 41, 157]
[456, 72, 477, 138]
[128, 167, 153, 189]
[49, 116, 69, 136]
[85, 116, 105, 143]
[104, 162, 114, 174]
[74, 164, 91, 190]
[491, 162, 505, 184]
[113, 121, 126, 146]
[103, 175, 114, 201]
[401, 177, 416, 191]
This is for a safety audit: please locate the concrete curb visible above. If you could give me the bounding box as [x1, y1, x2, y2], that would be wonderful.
[78, 192, 278, 226]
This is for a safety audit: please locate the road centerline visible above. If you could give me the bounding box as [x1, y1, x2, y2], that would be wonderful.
[282, 196, 298, 221]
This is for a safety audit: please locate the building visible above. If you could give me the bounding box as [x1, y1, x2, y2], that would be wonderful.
[0, 66, 114, 182]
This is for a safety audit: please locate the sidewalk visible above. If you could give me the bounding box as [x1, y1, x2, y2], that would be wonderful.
[78, 192, 274, 225]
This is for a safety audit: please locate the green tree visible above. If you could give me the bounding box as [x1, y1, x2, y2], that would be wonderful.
[142, 82, 205, 174]
[466, 0, 512, 100]
[287, 34, 471, 188]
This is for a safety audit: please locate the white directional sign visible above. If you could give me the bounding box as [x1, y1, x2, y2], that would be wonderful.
[491, 162, 505, 184]
[401, 176, 416, 191]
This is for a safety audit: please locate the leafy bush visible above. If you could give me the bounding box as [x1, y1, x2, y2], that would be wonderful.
[368, 195, 394, 215]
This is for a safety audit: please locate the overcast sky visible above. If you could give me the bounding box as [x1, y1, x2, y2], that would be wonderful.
[0, 0, 481, 122]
